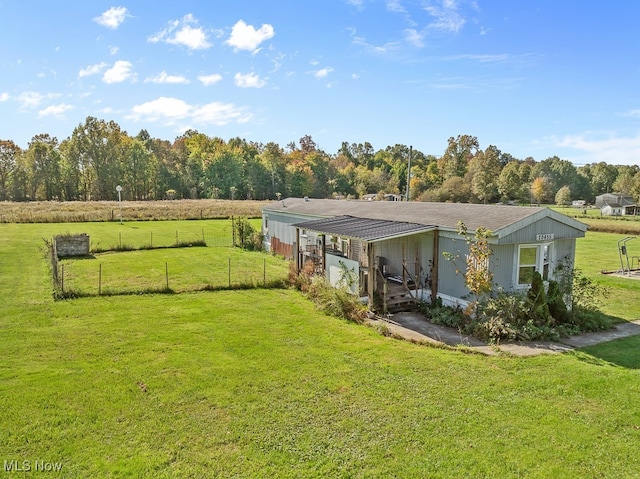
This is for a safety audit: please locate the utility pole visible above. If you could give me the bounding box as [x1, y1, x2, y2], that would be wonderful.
[406, 145, 413, 201]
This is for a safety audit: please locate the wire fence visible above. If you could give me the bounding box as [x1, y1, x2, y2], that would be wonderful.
[56, 256, 287, 298]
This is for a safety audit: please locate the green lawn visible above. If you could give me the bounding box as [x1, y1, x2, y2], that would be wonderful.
[575, 231, 640, 320]
[1, 221, 640, 477]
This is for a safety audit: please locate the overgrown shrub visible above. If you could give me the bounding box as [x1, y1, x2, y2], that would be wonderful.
[418, 267, 613, 344]
[546, 280, 569, 324]
[526, 271, 552, 327]
[306, 276, 367, 323]
[288, 261, 366, 323]
[233, 216, 263, 251]
[418, 300, 468, 330]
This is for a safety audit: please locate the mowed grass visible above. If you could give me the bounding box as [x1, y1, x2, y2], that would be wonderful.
[55, 220, 286, 295]
[2, 221, 640, 477]
[575, 231, 640, 320]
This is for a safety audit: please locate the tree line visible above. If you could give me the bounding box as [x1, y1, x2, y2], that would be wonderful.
[0, 116, 639, 204]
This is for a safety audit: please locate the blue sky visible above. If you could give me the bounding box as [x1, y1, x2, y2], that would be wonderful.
[1, 0, 639, 165]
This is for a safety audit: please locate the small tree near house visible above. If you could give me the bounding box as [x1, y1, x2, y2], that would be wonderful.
[444, 221, 494, 318]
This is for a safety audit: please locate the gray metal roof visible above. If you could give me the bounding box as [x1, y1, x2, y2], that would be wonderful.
[264, 197, 588, 237]
[293, 215, 435, 242]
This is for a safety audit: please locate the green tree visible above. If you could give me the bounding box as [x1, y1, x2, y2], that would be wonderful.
[612, 165, 639, 197]
[67, 117, 126, 200]
[438, 135, 479, 181]
[439, 176, 471, 203]
[444, 222, 494, 317]
[586, 162, 618, 196]
[468, 145, 501, 203]
[24, 134, 61, 200]
[260, 142, 287, 199]
[497, 160, 523, 201]
[0, 139, 20, 200]
[555, 185, 572, 206]
[122, 137, 154, 200]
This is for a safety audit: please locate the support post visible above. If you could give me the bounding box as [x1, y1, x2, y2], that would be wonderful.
[321, 234, 326, 273]
[367, 242, 375, 310]
[295, 227, 301, 272]
[431, 230, 439, 304]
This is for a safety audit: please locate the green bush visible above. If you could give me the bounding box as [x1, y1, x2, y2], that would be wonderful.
[526, 271, 552, 326]
[418, 270, 613, 344]
[306, 276, 366, 323]
[289, 262, 366, 323]
[546, 280, 569, 324]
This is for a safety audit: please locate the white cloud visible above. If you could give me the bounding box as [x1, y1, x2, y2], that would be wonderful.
[38, 103, 74, 118]
[314, 67, 334, 79]
[404, 28, 425, 47]
[192, 103, 252, 125]
[144, 71, 190, 84]
[622, 109, 640, 118]
[129, 97, 191, 122]
[109, 46, 119, 56]
[351, 73, 360, 80]
[226, 20, 274, 53]
[0, 92, 9, 102]
[234, 72, 266, 88]
[447, 53, 511, 63]
[79, 62, 108, 78]
[552, 133, 640, 166]
[94, 7, 129, 29]
[103, 60, 136, 84]
[386, 0, 406, 13]
[424, 0, 466, 33]
[350, 29, 401, 55]
[127, 96, 252, 127]
[198, 74, 223, 86]
[17, 91, 44, 109]
[148, 14, 212, 50]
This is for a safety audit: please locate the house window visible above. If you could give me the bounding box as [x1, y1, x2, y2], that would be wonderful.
[517, 243, 554, 286]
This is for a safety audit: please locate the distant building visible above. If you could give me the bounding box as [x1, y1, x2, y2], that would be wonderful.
[596, 193, 636, 216]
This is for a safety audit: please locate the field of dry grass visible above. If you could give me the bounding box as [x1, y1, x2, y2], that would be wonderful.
[0, 199, 269, 223]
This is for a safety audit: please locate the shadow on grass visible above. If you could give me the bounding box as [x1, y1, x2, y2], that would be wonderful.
[91, 240, 207, 254]
[60, 254, 97, 260]
[571, 329, 640, 369]
[55, 280, 289, 301]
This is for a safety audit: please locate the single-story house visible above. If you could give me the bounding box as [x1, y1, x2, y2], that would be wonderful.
[595, 193, 634, 208]
[601, 203, 624, 216]
[262, 198, 588, 312]
[596, 193, 636, 216]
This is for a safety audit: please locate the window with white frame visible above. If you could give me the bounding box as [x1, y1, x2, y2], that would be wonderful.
[516, 242, 554, 286]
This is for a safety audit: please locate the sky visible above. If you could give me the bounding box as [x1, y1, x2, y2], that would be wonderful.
[1, 0, 640, 166]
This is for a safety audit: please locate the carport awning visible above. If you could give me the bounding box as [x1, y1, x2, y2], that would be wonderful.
[293, 215, 435, 242]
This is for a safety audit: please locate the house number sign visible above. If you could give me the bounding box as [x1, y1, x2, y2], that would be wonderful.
[536, 233, 554, 241]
